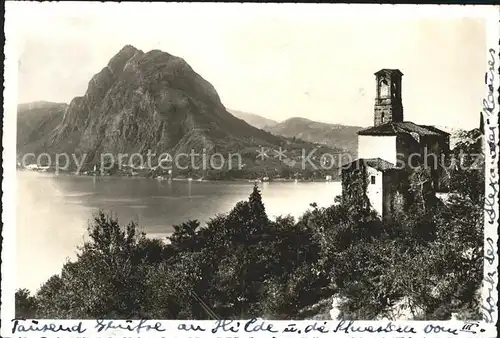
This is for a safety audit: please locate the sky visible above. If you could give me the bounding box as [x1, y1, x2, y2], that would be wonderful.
[8, 3, 494, 129]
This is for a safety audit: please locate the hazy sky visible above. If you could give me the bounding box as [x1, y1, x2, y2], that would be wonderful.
[9, 3, 492, 128]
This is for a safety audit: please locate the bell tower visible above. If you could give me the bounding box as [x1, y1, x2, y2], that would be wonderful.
[374, 69, 403, 126]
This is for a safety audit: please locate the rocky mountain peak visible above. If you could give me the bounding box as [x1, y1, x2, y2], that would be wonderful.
[18, 45, 282, 170]
[108, 45, 144, 74]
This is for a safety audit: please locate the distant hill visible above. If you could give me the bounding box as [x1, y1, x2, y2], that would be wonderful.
[264, 117, 363, 157]
[228, 109, 278, 129]
[17, 45, 345, 180]
[17, 101, 68, 154]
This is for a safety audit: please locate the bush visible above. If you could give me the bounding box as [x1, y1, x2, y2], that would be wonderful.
[15, 289, 37, 318]
[21, 145, 482, 320]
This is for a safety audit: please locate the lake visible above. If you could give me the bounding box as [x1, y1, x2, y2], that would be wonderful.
[16, 170, 341, 292]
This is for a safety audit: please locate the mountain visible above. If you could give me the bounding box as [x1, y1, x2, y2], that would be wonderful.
[17, 101, 68, 154]
[264, 117, 363, 157]
[17, 45, 343, 179]
[17, 46, 280, 163]
[228, 109, 278, 129]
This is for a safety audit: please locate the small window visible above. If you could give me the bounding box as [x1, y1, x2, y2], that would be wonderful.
[370, 175, 376, 184]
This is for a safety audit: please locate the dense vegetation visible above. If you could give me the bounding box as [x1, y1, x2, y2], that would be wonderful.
[15, 131, 484, 320]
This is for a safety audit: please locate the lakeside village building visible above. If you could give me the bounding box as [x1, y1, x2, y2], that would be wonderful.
[341, 69, 450, 220]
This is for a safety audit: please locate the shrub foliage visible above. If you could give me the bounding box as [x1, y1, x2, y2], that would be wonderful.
[15, 131, 483, 320]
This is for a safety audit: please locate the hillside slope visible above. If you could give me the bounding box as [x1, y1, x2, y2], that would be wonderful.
[17, 101, 68, 154]
[228, 109, 278, 129]
[264, 117, 362, 157]
[17, 46, 343, 179]
[18, 46, 283, 167]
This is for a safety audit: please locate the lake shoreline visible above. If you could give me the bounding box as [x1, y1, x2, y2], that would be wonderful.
[16, 168, 341, 183]
[17, 170, 341, 292]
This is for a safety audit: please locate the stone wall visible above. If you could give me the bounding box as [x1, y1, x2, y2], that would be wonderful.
[341, 162, 371, 212]
[383, 169, 408, 220]
[396, 133, 449, 192]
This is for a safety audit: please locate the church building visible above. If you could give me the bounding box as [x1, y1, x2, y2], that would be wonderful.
[341, 69, 450, 219]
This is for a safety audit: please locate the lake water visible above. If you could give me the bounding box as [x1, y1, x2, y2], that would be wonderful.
[16, 170, 341, 292]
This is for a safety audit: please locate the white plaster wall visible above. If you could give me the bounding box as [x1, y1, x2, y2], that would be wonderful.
[366, 166, 383, 217]
[358, 135, 397, 164]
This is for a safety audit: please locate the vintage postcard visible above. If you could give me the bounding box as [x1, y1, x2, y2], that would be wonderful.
[2, 2, 499, 337]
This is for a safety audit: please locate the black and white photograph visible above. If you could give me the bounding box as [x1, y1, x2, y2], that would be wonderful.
[2, 2, 498, 331]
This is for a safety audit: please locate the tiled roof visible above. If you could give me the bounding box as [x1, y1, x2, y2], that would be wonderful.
[357, 121, 447, 136]
[342, 157, 396, 172]
[374, 69, 404, 76]
[419, 125, 450, 135]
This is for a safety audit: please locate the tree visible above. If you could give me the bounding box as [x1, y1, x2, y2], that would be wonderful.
[35, 275, 65, 318]
[443, 128, 484, 204]
[170, 220, 201, 252]
[248, 184, 269, 232]
[15, 289, 38, 318]
[33, 211, 165, 319]
[408, 166, 434, 211]
[426, 194, 483, 319]
[26, 166, 483, 321]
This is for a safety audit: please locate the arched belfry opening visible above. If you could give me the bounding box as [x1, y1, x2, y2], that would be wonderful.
[374, 69, 403, 126]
